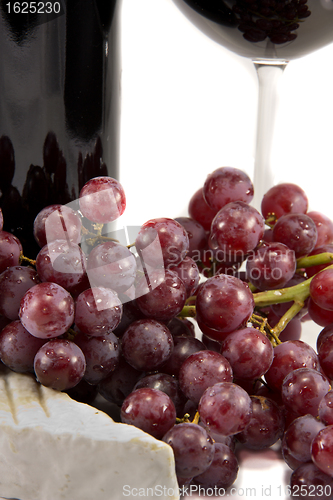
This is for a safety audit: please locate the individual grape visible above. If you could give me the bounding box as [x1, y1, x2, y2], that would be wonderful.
[195, 274, 254, 334]
[261, 183, 308, 221]
[308, 297, 333, 327]
[290, 462, 333, 499]
[79, 176, 126, 223]
[200, 333, 223, 353]
[34, 339, 86, 391]
[175, 216, 208, 260]
[0, 320, 46, 373]
[0, 266, 41, 320]
[203, 166, 254, 212]
[188, 188, 218, 231]
[33, 204, 82, 248]
[272, 213, 317, 258]
[221, 327, 274, 380]
[36, 240, 88, 296]
[246, 242, 296, 290]
[162, 422, 215, 478]
[112, 298, 145, 337]
[167, 317, 195, 338]
[283, 414, 326, 463]
[168, 256, 200, 298]
[0, 231, 23, 274]
[135, 269, 187, 322]
[318, 335, 333, 380]
[19, 282, 75, 339]
[159, 335, 206, 377]
[121, 319, 173, 371]
[121, 388, 176, 440]
[307, 211, 333, 249]
[192, 443, 238, 490]
[306, 244, 333, 278]
[178, 350, 233, 404]
[86, 240, 137, 294]
[319, 391, 333, 426]
[236, 395, 285, 450]
[97, 356, 143, 407]
[311, 426, 333, 478]
[317, 325, 333, 352]
[198, 382, 253, 436]
[74, 331, 119, 385]
[264, 340, 320, 393]
[133, 372, 186, 414]
[210, 201, 265, 256]
[135, 217, 189, 268]
[281, 367, 331, 418]
[196, 314, 233, 343]
[310, 269, 333, 312]
[74, 287, 122, 337]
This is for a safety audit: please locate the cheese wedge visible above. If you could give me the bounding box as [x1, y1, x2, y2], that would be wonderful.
[0, 370, 180, 500]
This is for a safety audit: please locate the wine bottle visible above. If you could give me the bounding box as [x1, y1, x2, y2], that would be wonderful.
[0, 0, 122, 256]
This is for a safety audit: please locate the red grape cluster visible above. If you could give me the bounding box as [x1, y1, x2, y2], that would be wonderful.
[1, 168, 333, 494]
[232, 0, 311, 45]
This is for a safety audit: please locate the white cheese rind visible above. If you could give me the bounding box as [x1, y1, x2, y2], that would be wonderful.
[0, 372, 180, 500]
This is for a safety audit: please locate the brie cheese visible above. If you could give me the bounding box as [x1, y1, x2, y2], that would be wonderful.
[0, 371, 180, 500]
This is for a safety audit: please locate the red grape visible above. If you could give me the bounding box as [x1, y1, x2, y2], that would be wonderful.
[121, 388, 176, 439]
[290, 462, 333, 499]
[311, 425, 333, 478]
[79, 176, 126, 223]
[283, 414, 325, 463]
[196, 274, 254, 334]
[19, 282, 75, 339]
[310, 268, 333, 311]
[272, 213, 317, 258]
[0, 231, 23, 274]
[135, 217, 189, 268]
[162, 422, 215, 478]
[210, 201, 265, 256]
[178, 350, 233, 404]
[33, 204, 82, 248]
[246, 242, 296, 290]
[307, 211, 333, 249]
[0, 266, 41, 320]
[188, 188, 218, 231]
[281, 367, 330, 418]
[236, 395, 284, 450]
[192, 442, 239, 490]
[74, 331, 119, 385]
[0, 320, 46, 373]
[221, 327, 274, 379]
[198, 382, 253, 436]
[203, 166, 253, 211]
[261, 183, 308, 220]
[34, 339, 86, 391]
[74, 287, 122, 337]
[121, 318, 174, 371]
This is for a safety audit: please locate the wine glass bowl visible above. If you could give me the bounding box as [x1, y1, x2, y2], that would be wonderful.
[171, 0, 333, 207]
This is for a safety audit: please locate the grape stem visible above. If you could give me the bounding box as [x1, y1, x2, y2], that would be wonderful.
[19, 253, 36, 267]
[178, 252, 333, 340]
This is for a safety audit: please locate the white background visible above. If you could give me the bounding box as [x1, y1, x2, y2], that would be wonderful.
[119, 1, 333, 499]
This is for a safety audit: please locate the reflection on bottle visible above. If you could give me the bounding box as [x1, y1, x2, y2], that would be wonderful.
[0, 0, 122, 257]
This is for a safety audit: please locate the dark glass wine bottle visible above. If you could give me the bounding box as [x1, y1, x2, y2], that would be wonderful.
[0, 0, 122, 256]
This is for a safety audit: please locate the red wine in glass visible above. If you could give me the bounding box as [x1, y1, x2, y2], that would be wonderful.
[172, 0, 333, 207]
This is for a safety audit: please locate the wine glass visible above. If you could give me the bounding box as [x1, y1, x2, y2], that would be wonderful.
[171, 0, 333, 209]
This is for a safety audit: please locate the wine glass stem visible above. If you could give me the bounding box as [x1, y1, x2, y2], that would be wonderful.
[252, 60, 288, 210]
